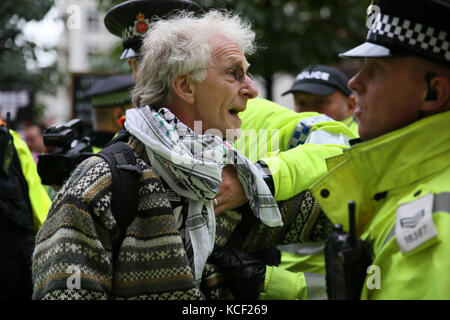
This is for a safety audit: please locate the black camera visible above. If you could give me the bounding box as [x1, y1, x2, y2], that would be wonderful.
[37, 119, 93, 186]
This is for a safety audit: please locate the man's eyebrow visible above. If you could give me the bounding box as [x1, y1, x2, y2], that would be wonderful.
[227, 57, 250, 69]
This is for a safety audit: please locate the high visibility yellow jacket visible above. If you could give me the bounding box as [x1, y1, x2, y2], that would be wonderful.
[272, 115, 359, 291]
[311, 111, 450, 299]
[341, 115, 359, 137]
[237, 98, 357, 201]
[10, 130, 51, 230]
[236, 98, 357, 299]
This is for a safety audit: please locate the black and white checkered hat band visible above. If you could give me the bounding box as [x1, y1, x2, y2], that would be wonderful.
[367, 13, 449, 63]
[122, 24, 148, 40]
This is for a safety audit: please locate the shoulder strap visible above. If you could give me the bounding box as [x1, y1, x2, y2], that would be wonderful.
[104, 127, 131, 148]
[96, 137, 142, 262]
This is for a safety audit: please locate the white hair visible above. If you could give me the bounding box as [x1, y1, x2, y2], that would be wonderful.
[132, 9, 256, 108]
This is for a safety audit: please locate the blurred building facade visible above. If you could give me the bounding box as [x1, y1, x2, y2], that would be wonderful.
[39, 0, 119, 125]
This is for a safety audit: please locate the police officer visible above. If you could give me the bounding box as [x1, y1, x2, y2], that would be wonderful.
[282, 64, 358, 136]
[84, 74, 135, 153]
[0, 116, 51, 299]
[312, 0, 450, 299]
[273, 64, 359, 284]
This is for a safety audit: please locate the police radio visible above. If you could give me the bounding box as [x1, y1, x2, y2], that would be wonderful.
[324, 201, 373, 300]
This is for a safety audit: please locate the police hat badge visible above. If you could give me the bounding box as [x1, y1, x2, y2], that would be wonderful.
[104, 0, 203, 59]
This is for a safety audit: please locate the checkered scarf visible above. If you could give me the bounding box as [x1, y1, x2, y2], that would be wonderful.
[125, 106, 282, 284]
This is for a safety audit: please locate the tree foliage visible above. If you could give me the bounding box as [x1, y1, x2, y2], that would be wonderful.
[200, 0, 368, 99]
[0, 0, 56, 92]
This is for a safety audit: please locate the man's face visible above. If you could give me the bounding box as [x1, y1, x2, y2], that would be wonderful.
[348, 57, 425, 140]
[24, 125, 45, 153]
[191, 36, 258, 137]
[293, 91, 352, 121]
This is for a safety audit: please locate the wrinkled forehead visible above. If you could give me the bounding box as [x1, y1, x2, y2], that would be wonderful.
[209, 36, 249, 68]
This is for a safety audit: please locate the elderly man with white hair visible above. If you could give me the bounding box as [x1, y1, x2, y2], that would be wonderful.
[31, 9, 287, 300]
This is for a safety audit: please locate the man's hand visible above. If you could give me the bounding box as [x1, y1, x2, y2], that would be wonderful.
[214, 165, 248, 216]
[209, 247, 266, 300]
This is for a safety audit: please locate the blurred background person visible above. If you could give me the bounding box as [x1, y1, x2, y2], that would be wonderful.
[23, 123, 46, 164]
[84, 73, 135, 152]
[0, 114, 51, 300]
[282, 64, 358, 136]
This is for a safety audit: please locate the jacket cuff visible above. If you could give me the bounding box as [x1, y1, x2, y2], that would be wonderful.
[258, 266, 308, 300]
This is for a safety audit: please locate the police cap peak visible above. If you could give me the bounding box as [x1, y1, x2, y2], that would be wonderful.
[340, 0, 450, 67]
[104, 0, 203, 59]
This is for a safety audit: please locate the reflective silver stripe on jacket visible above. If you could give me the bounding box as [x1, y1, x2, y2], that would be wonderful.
[382, 192, 450, 248]
[433, 192, 450, 213]
[288, 114, 334, 148]
[304, 130, 351, 147]
[304, 273, 327, 300]
[278, 242, 325, 256]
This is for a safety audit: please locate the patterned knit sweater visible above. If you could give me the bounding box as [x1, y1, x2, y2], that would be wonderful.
[32, 136, 331, 300]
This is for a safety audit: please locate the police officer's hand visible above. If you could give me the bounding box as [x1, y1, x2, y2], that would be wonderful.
[214, 165, 248, 216]
[209, 247, 266, 300]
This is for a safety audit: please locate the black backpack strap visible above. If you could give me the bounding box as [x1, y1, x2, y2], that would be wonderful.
[104, 127, 131, 148]
[96, 140, 142, 262]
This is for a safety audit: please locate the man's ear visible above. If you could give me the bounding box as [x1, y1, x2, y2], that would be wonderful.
[173, 74, 196, 105]
[420, 76, 450, 113]
[112, 107, 124, 128]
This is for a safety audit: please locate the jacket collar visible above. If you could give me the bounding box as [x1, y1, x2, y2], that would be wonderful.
[311, 111, 450, 233]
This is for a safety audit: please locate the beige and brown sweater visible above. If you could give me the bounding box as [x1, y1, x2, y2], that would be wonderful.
[32, 136, 331, 300]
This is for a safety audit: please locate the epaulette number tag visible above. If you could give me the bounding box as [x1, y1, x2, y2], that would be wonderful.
[395, 193, 438, 254]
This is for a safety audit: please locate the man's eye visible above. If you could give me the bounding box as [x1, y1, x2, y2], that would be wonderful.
[226, 66, 248, 81]
[366, 63, 380, 79]
[229, 68, 238, 78]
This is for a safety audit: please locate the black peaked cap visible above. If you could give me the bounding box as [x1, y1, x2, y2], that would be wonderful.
[85, 74, 135, 98]
[340, 0, 450, 67]
[104, 0, 203, 59]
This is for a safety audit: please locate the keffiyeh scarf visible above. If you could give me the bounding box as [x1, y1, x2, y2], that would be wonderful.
[125, 106, 282, 285]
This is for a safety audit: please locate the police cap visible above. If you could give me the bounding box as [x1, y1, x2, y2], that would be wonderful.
[104, 0, 203, 60]
[282, 65, 352, 97]
[85, 74, 135, 108]
[340, 0, 450, 67]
